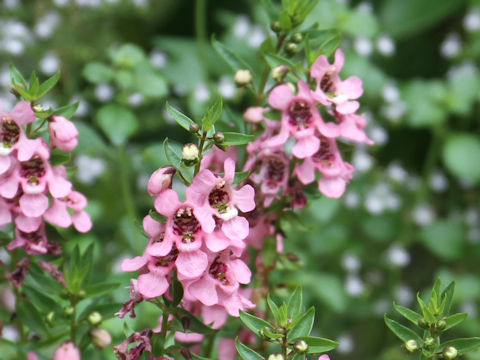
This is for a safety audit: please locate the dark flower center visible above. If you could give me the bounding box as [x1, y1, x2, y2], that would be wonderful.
[209, 258, 229, 285]
[265, 156, 286, 185]
[19, 228, 44, 244]
[288, 101, 313, 129]
[173, 207, 200, 242]
[20, 156, 46, 184]
[312, 138, 336, 168]
[209, 181, 230, 213]
[156, 245, 179, 267]
[0, 118, 20, 148]
[320, 73, 335, 94]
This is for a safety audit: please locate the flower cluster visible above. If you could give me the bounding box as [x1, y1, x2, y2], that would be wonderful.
[0, 100, 91, 264]
[120, 158, 255, 324]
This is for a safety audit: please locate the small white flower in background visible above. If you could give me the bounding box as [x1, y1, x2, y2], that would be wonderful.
[71, 95, 90, 117]
[128, 92, 144, 107]
[369, 125, 388, 145]
[381, 102, 407, 123]
[3, 0, 20, 9]
[412, 204, 435, 226]
[137, 173, 150, 190]
[373, 299, 390, 315]
[218, 76, 236, 99]
[365, 182, 401, 214]
[357, 2, 373, 13]
[354, 36, 373, 56]
[132, 0, 148, 8]
[2, 38, 25, 56]
[344, 191, 360, 209]
[150, 50, 167, 69]
[381, 82, 400, 103]
[0, 66, 10, 88]
[464, 8, 480, 32]
[194, 82, 210, 102]
[35, 11, 61, 39]
[337, 334, 354, 354]
[396, 285, 414, 306]
[233, 15, 250, 37]
[39, 52, 61, 75]
[95, 83, 114, 102]
[465, 207, 479, 226]
[53, 0, 70, 7]
[468, 227, 480, 243]
[2, 326, 19, 342]
[387, 244, 410, 267]
[440, 33, 462, 59]
[75, 155, 106, 185]
[376, 34, 395, 56]
[429, 170, 448, 192]
[387, 162, 408, 183]
[352, 147, 373, 173]
[460, 301, 478, 317]
[342, 252, 361, 272]
[248, 25, 266, 48]
[345, 274, 364, 296]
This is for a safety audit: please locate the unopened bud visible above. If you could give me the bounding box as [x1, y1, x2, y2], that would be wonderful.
[436, 319, 446, 330]
[292, 33, 303, 43]
[272, 65, 289, 83]
[33, 104, 44, 112]
[189, 123, 200, 133]
[286, 43, 298, 55]
[243, 107, 267, 124]
[443, 346, 458, 359]
[417, 318, 428, 329]
[294, 340, 308, 353]
[78, 289, 86, 299]
[88, 311, 102, 325]
[234, 69, 253, 86]
[424, 337, 435, 347]
[148, 165, 176, 196]
[182, 143, 199, 161]
[46, 311, 54, 324]
[64, 306, 74, 316]
[270, 21, 281, 32]
[267, 354, 284, 360]
[404, 339, 419, 353]
[90, 328, 112, 349]
[10, 87, 21, 97]
[213, 132, 225, 144]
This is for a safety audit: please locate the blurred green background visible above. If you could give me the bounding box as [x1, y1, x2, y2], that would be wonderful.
[0, 0, 479, 359]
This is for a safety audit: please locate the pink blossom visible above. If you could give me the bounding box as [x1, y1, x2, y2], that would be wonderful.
[116, 279, 143, 318]
[318, 356, 331, 360]
[186, 158, 255, 241]
[48, 115, 79, 151]
[334, 112, 373, 144]
[243, 106, 268, 124]
[8, 223, 60, 255]
[113, 329, 152, 360]
[311, 48, 363, 114]
[53, 341, 81, 360]
[147, 165, 175, 196]
[44, 189, 92, 232]
[200, 145, 237, 173]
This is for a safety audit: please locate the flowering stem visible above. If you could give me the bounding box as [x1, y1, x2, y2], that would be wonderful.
[194, 131, 208, 175]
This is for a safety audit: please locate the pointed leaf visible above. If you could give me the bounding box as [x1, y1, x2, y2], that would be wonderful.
[9, 64, 27, 87]
[267, 295, 280, 324]
[239, 310, 272, 335]
[384, 315, 422, 343]
[166, 102, 194, 132]
[393, 303, 422, 326]
[202, 97, 223, 131]
[222, 132, 254, 145]
[441, 281, 455, 316]
[287, 307, 315, 341]
[212, 37, 252, 72]
[235, 337, 263, 360]
[441, 338, 480, 354]
[37, 71, 61, 98]
[287, 286, 303, 319]
[444, 313, 468, 331]
[290, 336, 338, 353]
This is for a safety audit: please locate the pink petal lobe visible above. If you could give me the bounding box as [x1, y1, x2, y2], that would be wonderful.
[175, 250, 208, 279]
[222, 216, 249, 240]
[138, 272, 169, 299]
[19, 193, 49, 218]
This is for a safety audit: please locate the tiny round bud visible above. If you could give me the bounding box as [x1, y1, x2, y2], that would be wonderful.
[33, 104, 44, 112]
[272, 65, 289, 82]
[189, 123, 200, 133]
[88, 311, 102, 326]
[243, 107, 267, 124]
[78, 289, 86, 299]
[443, 346, 458, 359]
[292, 33, 303, 43]
[182, 143, 199, 161]
[64, 306, 74, 316]
[424, 337, 435, 347]
[270, 21, 281, 32]
[46, 311, 55, 324]
[436, 319, 446, 330]
[286, 43, 298, 55]
[213, 132, 225, 144]
[417, 318, 428, 329]
[404, 339, 419, 353]
[234, 69, 253, 86]
[267, 354, 285, 360]
[90, 328, 112, 349]
[294, 340, 308, 353]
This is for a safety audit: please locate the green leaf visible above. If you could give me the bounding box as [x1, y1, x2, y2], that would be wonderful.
[290, 336, 338, 353]
[202, 97, 223, 131]
[239, 310, 272, 335]
[17, 301, 48, 336]
[171, 279, 184, 307]
[166, 102, 195, 132]
[441, 338, 480, 354]
[163, 138, 182, 168]
[393, 303, 422, 326]
[222, 132, 254, 145]
[287, 307, 315, 341]
[287, 286, 303, 319]
[13, 83, 32, 100]
[233, 170, 250, 185]
[306, 30, 342, 61]
[135, 67, 168, 98]
[267, 295, 280, 324]
[109, 43, 146, 67]
[37, 71, 61, 98]
[29, 71, 40, 97]
[417, 293, 436, 324]
[9, 64, 27, 87]
[149, 208, 167, 223]
[172, 308, 217, 334]
[211, 37, 251, 72]
[84, 282, 120, 298]
[96, 104, 139, 146]
[192, 354, 213, 360]
[53, 102, 79, 119]
[444, 313, 468, 331]
[264, 53, 302, 74]
[83, 62, 114, 83]
[23, 285, 62, 314]
[419, 220, 465, 261]
[441, 281, 455, 316]
[384, 315, 422, 343]
[442, 133, 480, 183]
[50, 148, 72, 167]
[235, 337, 263, 360]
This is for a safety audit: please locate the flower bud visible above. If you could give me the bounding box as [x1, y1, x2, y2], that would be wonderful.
[243, 107, 267, 124]
[294, 340, 308, 353]
[234, 69, 253, 86]
[33, 104, 44, 112]
[90, 328, 112, 349]
[292, 33, 303, 43]
[46, 311, 54, 324]
[189, 123, 200, 133]
[267, 354, 284, 360]
[436, 319, 446, 330]
[286, 43, 298, 55]
[404, 339, 419, 353]
[424, 337, 435, 347]
[148, 165, 176, 196]
[64, 306, 74, 316]
[443, 346, 458, 359]
[270, 21, 281, 32]
[417, 318, 428, 329]
[272, 65, 289, 82]
[53, 341, 80, 360]
[49, 115, 79, 152]
[78, 289, 86, 298]
[88, 311, 102, 325]
[213, 132, 225, 144]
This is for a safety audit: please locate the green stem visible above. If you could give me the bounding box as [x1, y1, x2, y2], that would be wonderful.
[159, 308, 170, 356]
[70, 300, 77, 344]
[195, 0, 209, 79]
[282, 330, 288, 359]
[194, 131, 208, 175]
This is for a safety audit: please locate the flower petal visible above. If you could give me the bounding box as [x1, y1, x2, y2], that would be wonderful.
[176, 250, 208, 279]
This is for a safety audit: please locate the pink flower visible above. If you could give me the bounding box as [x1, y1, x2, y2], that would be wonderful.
[48, 115, 79, 152]
[113, 329, 152, 360]
[243, 106, 268, 124]
[266, 81, 338, 158]
[318, 356, 331, 360]
[44, 189, 92, 232]
[186, 158, 255, 241]
[311, 49, 363, 114]
[147, 165, 175, 196]
[53, 341, 81, 360]
[8, 223, 61, 255]
[26, 353, 38, 360]
[334, 112, 373, 144]
[116, 279, 143, 318]
[200, 145, 237, 173]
